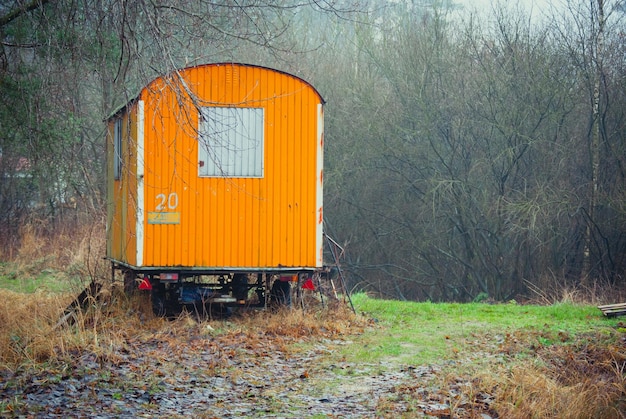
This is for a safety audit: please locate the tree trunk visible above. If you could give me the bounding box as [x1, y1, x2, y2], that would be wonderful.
[581, 0, 604, 285]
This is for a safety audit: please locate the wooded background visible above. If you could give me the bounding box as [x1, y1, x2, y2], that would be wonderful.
[1, 0, 624, 301]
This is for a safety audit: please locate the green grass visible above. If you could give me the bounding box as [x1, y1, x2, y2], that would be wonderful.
[0, 261, 80, 293]
[345, 293, 618, 367]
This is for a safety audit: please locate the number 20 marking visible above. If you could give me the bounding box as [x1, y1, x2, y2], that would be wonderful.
[156, 192, 178, 211]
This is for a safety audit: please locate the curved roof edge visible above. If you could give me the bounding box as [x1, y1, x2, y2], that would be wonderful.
[106, 62, 325, 121]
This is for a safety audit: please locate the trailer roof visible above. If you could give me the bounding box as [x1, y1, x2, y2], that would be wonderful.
[105, 62, 325, 121]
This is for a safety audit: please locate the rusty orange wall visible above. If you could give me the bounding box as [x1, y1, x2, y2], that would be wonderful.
[109, 64, 324, 270]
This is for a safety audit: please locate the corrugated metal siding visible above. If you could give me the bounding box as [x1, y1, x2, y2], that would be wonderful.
[106, 103, 139, 266]
[109, 63, 323, 270]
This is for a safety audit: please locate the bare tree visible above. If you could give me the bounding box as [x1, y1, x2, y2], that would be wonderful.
[321, 0, 626, 301]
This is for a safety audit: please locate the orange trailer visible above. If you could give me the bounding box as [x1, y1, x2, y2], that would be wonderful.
[105, 63, 324, 314]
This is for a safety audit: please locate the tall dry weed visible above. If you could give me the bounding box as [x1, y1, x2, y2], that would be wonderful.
[491, 336, 626, 419]
[0, 285, 162, 371]
[525, 274, 626, 306]
[7, 216, 107, 283]
[0, 289, 73, 368]
[493, 365, 624, 418]
[62, 221, 109, 283]
[235, 304, 362, 340]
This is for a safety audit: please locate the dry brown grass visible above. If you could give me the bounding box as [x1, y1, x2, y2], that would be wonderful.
[3, 217, 109, 283]
[492, 365, 625, 418]
[482, 332, 626, 419]
[0, 282, 362, 371]
[525, 274, 626, 306]
[400, 330, 626, 419]
[0, 286, 150, 370]
[0, 289, 72, 367]
[0, 217, 110, 370]
[249, 304, 361, 339]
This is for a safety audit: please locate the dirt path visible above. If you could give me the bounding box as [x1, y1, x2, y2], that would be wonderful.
[1, 319, 496, 418]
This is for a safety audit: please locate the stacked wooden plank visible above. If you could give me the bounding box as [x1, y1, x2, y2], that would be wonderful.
[598, 303, 626, 317]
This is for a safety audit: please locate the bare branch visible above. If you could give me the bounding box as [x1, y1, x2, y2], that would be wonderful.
[0, 0, 50, 28]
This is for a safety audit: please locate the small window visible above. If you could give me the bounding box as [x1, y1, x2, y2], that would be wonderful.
[198, 107, 264, 177]
[114, 118, 122, 180]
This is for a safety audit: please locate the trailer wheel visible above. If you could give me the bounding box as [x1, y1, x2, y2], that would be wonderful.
[204, 302, 231, 319]
[123, 270, 136, 294]
[269, 279, 291, 307]
[231, 273, 249, 301]
[151, 284, 167, 317]
[151, 283, 180, 317]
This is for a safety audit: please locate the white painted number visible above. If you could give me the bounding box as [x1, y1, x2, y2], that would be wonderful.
[156, 194, 166, 211]
[168, 192, 178, 210]
[156, 192, 178, 210]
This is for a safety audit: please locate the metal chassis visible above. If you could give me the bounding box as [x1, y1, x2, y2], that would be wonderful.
[109, 261, 317, 316]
